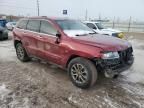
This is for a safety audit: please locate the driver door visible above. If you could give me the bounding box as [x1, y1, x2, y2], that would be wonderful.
[39, 20, 64, 65]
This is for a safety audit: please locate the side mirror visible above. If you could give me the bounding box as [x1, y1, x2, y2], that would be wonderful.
[56, 33, 61, 38]
[55, 33, 61, 44]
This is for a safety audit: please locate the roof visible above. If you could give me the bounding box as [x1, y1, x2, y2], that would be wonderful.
[21, 16, 71, 21]
[83, 21, 100, 24]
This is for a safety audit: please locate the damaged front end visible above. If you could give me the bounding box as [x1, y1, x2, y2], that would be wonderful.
[95, 47, 134, 78]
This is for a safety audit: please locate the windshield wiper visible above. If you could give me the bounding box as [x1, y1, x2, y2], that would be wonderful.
[75, 32, 97, 36]
[75, 34, 88, 36]
[89, 32, 97, 35]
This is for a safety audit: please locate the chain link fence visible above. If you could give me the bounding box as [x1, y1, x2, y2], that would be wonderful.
[103, 22, 144, 33]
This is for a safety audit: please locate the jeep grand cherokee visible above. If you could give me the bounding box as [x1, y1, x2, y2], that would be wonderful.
[13, 17, 134, 89]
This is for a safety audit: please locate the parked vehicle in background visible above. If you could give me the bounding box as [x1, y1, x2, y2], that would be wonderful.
[84, 21, 124, 39]
[6, 22, 16, 31]
[0, 19, 8, 40]
[13, 17, 134, 89]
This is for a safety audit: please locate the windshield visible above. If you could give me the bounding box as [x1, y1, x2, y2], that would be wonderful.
[95, 23, 105, 29]
[55, 20, 95, 37]
[12, 22, 16, 25]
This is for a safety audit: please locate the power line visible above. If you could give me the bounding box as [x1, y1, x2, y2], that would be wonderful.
[0, 5, 36, 16]
[0, 0, 37, 4]
[0, 2, 35, 6]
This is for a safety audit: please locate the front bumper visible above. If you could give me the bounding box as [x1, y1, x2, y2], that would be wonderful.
[96, 47, 134, 78]
[100, 56, 133, 70]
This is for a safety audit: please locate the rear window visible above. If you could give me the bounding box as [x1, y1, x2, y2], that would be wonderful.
[17, 20, 28, 29]
[27, 20, 40, 32]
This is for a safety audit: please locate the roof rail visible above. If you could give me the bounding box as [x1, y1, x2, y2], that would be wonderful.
[41, 16, 47, 18]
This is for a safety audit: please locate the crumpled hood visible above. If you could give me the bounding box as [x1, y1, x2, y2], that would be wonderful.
[73, 34, 131, 51]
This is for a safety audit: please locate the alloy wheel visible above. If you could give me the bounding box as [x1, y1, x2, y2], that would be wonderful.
[17, 45, 24, 60]
[71, 63, 88, 84]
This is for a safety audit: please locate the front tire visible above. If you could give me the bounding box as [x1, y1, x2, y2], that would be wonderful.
[68, 57, 97, 89]
[16, 43, 30, 62]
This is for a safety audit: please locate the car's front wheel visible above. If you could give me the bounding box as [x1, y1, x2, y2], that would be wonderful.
[16, 43, 30, 62]
[68, 57, 97, 89]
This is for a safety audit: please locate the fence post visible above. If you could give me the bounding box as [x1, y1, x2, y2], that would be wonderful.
[128, 16, 132, 32]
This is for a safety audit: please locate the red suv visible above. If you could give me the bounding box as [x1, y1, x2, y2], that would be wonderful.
[13, 17, 134, 89]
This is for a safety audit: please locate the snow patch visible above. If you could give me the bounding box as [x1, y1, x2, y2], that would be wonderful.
[120, 83, 144, 96]
[103, 92, 119, 108]
[131, 100, 142, 108]
[0, 84, 11, 100]
[68, 95, 78, 104]
[122, 39, 144, 84]
[9, 97, 30, 108]
[103, 97, 117, 108]
[0, 84, 30, 108]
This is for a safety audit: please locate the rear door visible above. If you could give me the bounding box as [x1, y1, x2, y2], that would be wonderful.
[23, 19, 41, 57]
[39, 20, 63, 64]
[15, 19, 29, 50]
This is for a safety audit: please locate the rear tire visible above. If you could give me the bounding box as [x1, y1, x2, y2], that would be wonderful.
[16, 43, 30, 62]
[68, 57, 97, 89]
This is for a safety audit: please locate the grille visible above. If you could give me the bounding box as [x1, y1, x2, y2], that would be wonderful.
[118, 47, 133, 63]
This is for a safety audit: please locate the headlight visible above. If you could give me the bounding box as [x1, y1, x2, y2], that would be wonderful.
[112, 33, 124, 39]
[101, 52, 119, 59]
[118, 33, 124, 38]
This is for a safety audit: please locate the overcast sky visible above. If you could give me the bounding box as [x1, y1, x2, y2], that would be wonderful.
[0, 0, 144, 21]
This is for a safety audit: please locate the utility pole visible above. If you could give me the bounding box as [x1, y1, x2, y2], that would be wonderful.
[128, 16, 132, 32]
[85, 9, 88, 21]
[37, 0, 39, 16]
[112, 16, 115, 28]
[99, 13, 101, 21]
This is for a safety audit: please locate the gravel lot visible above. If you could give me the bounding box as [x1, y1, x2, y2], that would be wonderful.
[0, 32, 144, 108]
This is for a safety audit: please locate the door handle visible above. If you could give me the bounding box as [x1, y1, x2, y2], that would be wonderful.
[23, 31, 26, 34]
[38, 35, 43, 38]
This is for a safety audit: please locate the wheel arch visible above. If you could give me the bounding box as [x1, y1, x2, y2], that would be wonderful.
[66, 55, 80, 68]
[65, 54, 96, 69]
[14, 40, 22, 48]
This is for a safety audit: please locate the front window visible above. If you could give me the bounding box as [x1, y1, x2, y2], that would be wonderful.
[12, 22, 16, 25]
[95, 23, 105, 29]
[40, 20, 57, 36]
[55, 20, 95, 37]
